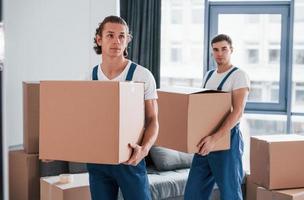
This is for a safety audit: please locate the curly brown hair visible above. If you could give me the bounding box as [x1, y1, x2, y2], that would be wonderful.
[93, 16, 131, 57]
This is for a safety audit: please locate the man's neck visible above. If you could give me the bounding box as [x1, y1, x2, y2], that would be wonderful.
[217, 63, 233, 73]
[101, 56, 128, 79]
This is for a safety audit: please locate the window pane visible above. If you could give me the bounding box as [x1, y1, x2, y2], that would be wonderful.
[292, 116, 304, 135]
[294, 49, 304, 65]
[242, 113, 287, 136]
[218, 14, 282, 103]
[161, 0, 204, 87]
[246, 49, 259, 64]
[292, 0, 304, 113]
[171, 9, 183, 24]
[268, 49, 280, 64]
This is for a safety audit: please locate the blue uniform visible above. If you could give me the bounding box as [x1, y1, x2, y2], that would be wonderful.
[185, 67, 244, 200]
[87, 63, 151, 200]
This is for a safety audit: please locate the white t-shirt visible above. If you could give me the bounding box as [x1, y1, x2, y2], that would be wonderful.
[87, 60, 158, 100]
[202, 67, 250, 92]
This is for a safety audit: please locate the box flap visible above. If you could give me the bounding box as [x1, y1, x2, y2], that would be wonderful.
[158, 86, 223, 95]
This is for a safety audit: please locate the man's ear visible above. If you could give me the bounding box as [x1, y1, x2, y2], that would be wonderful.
[96, 34, 102, 46]
[230, 46, 233, 53]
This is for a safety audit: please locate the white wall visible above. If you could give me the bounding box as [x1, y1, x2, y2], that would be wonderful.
[3, 0, 119, 199]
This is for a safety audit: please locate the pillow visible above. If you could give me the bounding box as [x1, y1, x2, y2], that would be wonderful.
[40, 161, 69, 177]
[149, 146, 194, 171]
[68, 162, 88, 174]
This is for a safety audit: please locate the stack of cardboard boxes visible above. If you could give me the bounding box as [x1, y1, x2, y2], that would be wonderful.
[247, 134, 304, 200]
[9, 82, 40, 200]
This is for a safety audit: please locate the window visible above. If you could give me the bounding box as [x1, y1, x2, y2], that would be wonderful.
[295, 83, 304, 106]
[246, 49, 259, 64]
[294, 5, 304, 22]
[171, 9, 183, 24]
[248, 81, 262, 101]
[268, 49, 280, 64]
[243, 114, 287, 136]
[192, 8, 203, 24]
[170, 44, 182, 63]
[292, 116, 304, 134]
[294, 49, 304, 65]
[245, 15, 259, 24]
[209, 4, 288, 111]
[270, 82, 279, 102]
[161, 0, 204, 88]
[269, 15, 281, 23]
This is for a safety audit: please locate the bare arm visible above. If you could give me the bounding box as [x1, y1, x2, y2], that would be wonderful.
[197, 87, 249, 155]
[125, 99, 159, 165]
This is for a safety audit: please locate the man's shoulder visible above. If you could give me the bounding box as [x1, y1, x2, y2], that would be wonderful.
[132, 63, 153, 77]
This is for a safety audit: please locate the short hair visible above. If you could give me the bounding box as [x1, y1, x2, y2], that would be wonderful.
[211, 34, 232, 47]
[93, 16, 131, 56]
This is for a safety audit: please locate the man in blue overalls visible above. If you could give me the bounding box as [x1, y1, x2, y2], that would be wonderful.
[185, 34, 250, 200]
[86, 16, 159, 200]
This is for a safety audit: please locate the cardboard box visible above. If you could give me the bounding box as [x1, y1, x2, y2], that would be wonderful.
[250, 134, 304, 190]
[246, 175, 259, 200]
[257, 187, 304, 200]
[155, 87, 231, 153]
[41, 173, 91, 200]
[23, 82, 40, 153]
[39, 81, 144, 164]
[9, 149, 40, 200]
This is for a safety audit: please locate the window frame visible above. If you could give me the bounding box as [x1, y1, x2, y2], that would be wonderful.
[204, 0, 292, 113]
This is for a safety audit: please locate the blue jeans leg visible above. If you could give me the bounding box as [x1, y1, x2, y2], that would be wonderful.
[184, 153, 215, 200]
[209, 126, 244, 200]
[115, 159, 151, 200]
[87, 164, 119, 200]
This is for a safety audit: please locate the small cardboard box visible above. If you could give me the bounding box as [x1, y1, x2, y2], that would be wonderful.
[39, 81, 144, 164]
[250, 134, 304, 190]
[23, 82, 40, 153]
[40, 173, 90, 200]
[257, 187, 304, 200]
[155, 87, 231, 153]
[246, 175, 259, 200]
[9, 149, 40, 200]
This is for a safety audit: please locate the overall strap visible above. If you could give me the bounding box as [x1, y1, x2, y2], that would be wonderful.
[203, 69, 215, 88]
[217, 67, 239, 91]
[92, 65, 99, 80]
[125, 62, 137, 81]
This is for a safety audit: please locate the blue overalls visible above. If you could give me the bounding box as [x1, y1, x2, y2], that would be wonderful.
[184, 67, 244, 200]
[87, 63, 151, 200]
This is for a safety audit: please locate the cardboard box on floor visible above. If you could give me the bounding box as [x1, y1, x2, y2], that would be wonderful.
[23, 82, 40, 154]
[41, 173, 91, 200]
[39, 81, 144, 164]
[257, 187, 304, 200]
[155, 87, 231, 153]
[250, 134, 304, 190]
[246, 175, 260, 200]
[9, 148, 40, 200]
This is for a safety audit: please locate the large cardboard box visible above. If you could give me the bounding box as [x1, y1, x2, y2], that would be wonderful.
[23, 82, 40, 154]
[257, 187, 304, 200]
[41, 173, 91, 200]
[9, 149, 40, 200]
[155, 87, 231, 153]
[39, 81, 144, 164]
[246, 175, 259, 200]
[250, 134, 304, 190]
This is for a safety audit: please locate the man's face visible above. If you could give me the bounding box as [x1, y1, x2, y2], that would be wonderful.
[211, 40, 233, 66]
[96, 22, 130, 57]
